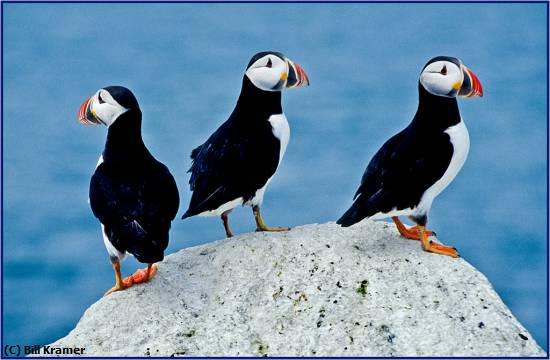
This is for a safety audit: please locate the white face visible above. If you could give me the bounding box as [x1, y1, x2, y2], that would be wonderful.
[89, 89, 128, 126]
[245, 54, 288, 92]
[420, 61, 463, 98]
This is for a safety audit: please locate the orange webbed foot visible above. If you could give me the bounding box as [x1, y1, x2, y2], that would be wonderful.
[416, 225, 459, 258]
[255, 226, 290, 233]
[104, 264, 158, 296]
[392, 217, 435, 241]
[253, 206, 290, 233]
[104, 283, 126, 296]
[123, 264, 158, 287]
[423, 241, 459, 258]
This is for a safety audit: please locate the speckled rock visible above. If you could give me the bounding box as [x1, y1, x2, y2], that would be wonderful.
[44, 221, 546, 356]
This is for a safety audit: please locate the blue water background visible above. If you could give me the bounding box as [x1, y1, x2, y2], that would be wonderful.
[2, 3, 547, 351]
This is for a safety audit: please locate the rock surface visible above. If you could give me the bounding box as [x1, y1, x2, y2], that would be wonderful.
[45, 221, 546, 356]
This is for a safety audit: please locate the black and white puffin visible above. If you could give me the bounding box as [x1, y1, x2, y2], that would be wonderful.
[182, 51, 309, 237]
[78, 86, 180, 295]
[337, 56, 483, 257]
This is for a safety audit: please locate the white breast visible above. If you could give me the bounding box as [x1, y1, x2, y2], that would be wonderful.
[268, 113, 290, 165]
[95, 154, 104, 169]
[414, 119, 470, 216]
[246, 113, 290, 207]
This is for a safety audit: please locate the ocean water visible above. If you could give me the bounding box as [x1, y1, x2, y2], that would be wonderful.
[2, 3, 547, 352]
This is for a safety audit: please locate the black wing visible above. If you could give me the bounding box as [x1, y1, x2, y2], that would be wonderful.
[183, 118, 280, 218]
[90, 161, 180, 263]
[338, 124, 453, 226]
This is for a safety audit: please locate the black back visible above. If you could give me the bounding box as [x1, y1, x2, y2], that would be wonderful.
[182, 76, 282, 218]
[337, 84, 460, 227]
[90, 108, 180, 263]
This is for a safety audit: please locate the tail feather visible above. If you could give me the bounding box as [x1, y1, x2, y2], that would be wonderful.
[108, 220, 169, 263]
[337, 188, 390, 227]
[190, 144, 203, 160]
[127, 227, 169, 263]
[181, 209, 194, 219]
[336, 203, 366, 227]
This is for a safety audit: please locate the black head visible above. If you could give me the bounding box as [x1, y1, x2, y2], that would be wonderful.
[103, 86, 139, 110]
[78, 85, 140, 126]
[244, 51, 310, 91]
[419, 56, 483, 98]
[421, 56, 462, 72]
[246, 51, 285, 70]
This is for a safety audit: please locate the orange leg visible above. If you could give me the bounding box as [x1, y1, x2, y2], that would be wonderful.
[104, 263, 157, 297]
[221, 211, 233, 238]
[417, 225, 458, 258]
[104, 260, 125, 296]
[392, 216, 435, 240]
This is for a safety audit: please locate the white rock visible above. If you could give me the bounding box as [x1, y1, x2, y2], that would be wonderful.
[42, 221, 546, 356]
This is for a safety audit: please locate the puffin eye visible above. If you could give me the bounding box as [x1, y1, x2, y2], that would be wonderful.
[266, 58, 272, 68]
[98, 92, 105, 104]
[440, 65, 447, 75]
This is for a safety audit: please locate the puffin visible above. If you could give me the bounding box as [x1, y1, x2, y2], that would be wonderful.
[337, 56, 483, 257]
[78, 86, 180, 295]
[182, 51, 309, 237]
